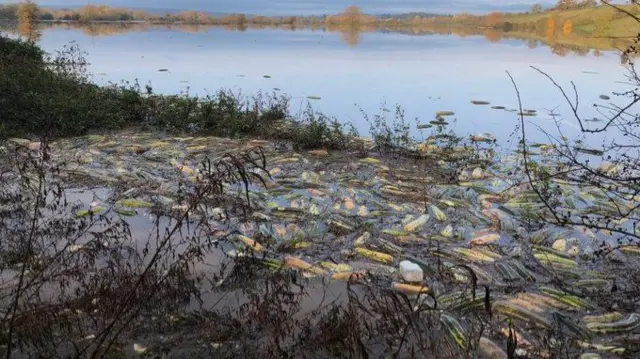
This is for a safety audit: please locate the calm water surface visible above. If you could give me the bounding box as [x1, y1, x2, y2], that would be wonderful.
[34, 26, 630, 147]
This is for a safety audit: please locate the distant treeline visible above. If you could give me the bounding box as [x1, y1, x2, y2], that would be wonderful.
[1, 1, 638, 37]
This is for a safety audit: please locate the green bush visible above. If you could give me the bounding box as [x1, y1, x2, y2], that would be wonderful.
[284, 104, 358, 150]
[0, 37, 145, 138]
[144, 89, 289, 137]
[0, 35, 43, 63]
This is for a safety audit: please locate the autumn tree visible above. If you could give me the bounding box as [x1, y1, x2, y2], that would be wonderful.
[282, 16, 297, 26]
[562, 19, 573, 35]
[17, 1, 39, 41]
[555, 0, 577, 10]
[17, 0, 38, 24]
[546, 17, 556, 35]
[484, 11, 502, 27]
[531, 3, 543, 13]
[342, 5, 365, 27]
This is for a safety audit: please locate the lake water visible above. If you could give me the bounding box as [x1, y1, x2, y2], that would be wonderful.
[28, 25, 632, 148]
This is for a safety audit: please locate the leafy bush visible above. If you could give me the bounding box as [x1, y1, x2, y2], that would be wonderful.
[147, 89, 289, 137]
[0, 38, 146, 138]
[285, 104, 358, 150]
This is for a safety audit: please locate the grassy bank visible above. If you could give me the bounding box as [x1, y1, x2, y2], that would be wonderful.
[497, 3, 640, 37]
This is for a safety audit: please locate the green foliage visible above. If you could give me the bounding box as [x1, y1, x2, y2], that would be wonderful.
[361, 103, 414, 152]
[0, 38, 146, 138]
[0, 35, 43, 63]
[147, 89, 289, 137]
[286, 104, 358, 150]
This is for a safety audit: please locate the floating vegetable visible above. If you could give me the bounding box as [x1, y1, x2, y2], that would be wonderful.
[355, 247, 394, 264]
[430, 205, 447, 222]
[441, 314, 467, 349]
[116, 199, 154, 209]
[478, 337, 507, 359]
[404, 214, 429, 232]
[586, 313, 640, 334]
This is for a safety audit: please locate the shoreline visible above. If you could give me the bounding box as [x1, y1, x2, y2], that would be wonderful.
[3, 19, 632, 54]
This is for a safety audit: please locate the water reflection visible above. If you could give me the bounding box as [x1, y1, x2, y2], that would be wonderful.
[17, 21, 41, 42]
[0, 21, 636, 57]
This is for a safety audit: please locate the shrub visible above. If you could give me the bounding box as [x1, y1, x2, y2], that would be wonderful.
[0, 38, 145, 138]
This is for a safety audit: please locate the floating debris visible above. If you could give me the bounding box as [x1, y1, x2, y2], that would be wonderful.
[583, 312, 624, 324]
[116, 199, 154, 209]
[391, 282, 428, 297]
[441, 314, 467, 349]
[471, 100, 490, 105]
[471, 133, 496, 143]
[492, 300, 552, 329]
[430, 120, 449, 126]
[331, 271, 366, 281]
[429, 205, 447, 222]
[309, 149, 328, 157]
[404, 214, 429, 232]
[575, 147, 604, 156]
[470, 233, 500, 246]
[233, 234, 264, 252]
[283, 256, 325, 275]
[133, 343, 148, 354]
[399, 260, 423, 282]
[355, 248, 394, 264]
[478, 337, 507, 359]
[586, 313, 640, 334]
[31, 128, 636, 353]
[75, 206, 104, 218]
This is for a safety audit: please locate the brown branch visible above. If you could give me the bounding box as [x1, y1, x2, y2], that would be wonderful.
[506, 70, 565, 225]
[531, 66, 640, 134]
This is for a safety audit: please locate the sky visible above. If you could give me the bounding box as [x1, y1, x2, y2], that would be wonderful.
[2, 0, 560, 15]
